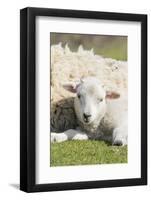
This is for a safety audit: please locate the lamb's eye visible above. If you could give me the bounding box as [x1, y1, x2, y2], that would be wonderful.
[98, 98, 103, 102]
[77, 94, 81, 99]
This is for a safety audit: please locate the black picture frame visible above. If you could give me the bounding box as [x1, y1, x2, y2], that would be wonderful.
[20, 7, 147, 192]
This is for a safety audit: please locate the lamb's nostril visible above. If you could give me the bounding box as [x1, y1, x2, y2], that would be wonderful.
[83, 113, 91, 119]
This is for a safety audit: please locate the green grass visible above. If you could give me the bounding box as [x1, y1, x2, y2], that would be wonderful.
[50, 140, 127, 167]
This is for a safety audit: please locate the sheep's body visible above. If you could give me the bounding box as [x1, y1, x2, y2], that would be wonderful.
[51, 44, 127, 145]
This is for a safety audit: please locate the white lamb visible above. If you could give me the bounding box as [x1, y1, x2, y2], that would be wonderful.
[51, 77, 127, 146]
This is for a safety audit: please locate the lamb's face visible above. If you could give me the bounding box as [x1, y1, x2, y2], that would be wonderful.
[63, 77, 120, 125]
[74, 78, 106, 124]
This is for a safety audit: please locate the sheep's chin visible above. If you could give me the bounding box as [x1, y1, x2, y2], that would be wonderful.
[81, 118, 95, 125]
[83, 120, 92, 125]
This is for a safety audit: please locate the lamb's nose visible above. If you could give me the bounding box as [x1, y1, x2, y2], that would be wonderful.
[83, 113, 91, 119]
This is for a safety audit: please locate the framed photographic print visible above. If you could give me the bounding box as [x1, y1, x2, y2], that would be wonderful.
[20, 7, 147, 192]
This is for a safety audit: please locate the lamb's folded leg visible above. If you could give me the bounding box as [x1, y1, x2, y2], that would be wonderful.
[51, 129, 88, 143]
[112, 125, 128, 146]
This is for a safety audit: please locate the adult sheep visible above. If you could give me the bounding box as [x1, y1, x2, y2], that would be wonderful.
[50, 44, 127, 145]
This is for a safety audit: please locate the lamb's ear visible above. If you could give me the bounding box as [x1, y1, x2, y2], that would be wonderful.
[106, 91, 120, 99]
[63, 83, 78, 93]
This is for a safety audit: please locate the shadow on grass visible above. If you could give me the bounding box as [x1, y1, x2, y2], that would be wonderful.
[104, 140, 112, 146]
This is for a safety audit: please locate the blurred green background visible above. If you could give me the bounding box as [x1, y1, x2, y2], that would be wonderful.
[51, 33, 127, 61]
